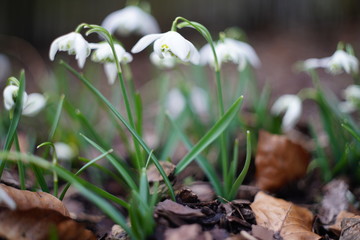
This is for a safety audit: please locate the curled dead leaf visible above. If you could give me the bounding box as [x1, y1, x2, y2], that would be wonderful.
[0, 183, 69, 216]
[0, 207, 96, 240]
[255, 131, 311, 192]
[250, 191, 321, 240]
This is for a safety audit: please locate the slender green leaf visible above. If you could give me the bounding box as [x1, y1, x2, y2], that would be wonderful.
[62, 62, 175, 200]
[80, 133, 137, 191]
[48, 94, 65, 140]
[342, 122, 360, 143]
[228, 131, 251, 200]
[0, 71, 25, 177]
[166, 113, 222, 196]
[59, 149, 115, 200]
[176, 96, 243, 174]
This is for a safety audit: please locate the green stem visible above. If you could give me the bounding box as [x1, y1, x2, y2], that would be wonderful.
[14, 133, 26, 190]
[117, 72, 144, 168]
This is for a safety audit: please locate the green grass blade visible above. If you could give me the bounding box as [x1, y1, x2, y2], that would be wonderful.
[166, 113, 223, 196]
[59, 149, 113, 200]
[228, 131, 251, 200]
[135, 92, 143, 137]
[78, 157, 124, 183]
[175, 96, 244, 174]
[342, 122, 360, 143]
[80, 133, 137, 191]
[14, 134, 26, 190]
[0, 71, 25, 177]
[62, 61, 175, 200]
[48, 94, 65, 140]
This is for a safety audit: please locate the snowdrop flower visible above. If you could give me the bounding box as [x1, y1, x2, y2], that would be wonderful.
[3, 85, 46, 117]
[271, 94, 302, 132]
[49, 32, 91, 68]
[339, 85, 360, 113]
[54, 142, 76, 161]
[302, 50, 359, 75]
[90, 42, 133, 84]
[90, 42, 133, 63]
[326, 50, 359, 75]
[150, 52, 176, 69]
[102, 6, 160, 36]
[200, 38, 260, 71]
[166, 88, 186, 119]
[190, 87, 208, 115]
[131, 31, 200, 64]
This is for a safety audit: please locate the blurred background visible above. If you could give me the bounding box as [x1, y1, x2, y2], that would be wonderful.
[0, 0, 360, 98]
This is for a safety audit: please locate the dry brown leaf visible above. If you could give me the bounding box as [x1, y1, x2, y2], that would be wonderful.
[164, 224, 212, 240]
[340, 217, 360, 240]
[318, 179, 349, 224]
[255, 131, 311, 192]
[250, 191, 321, 240]
[0, 183, 69, 216]
[147, 161, 176, 183]
[328, 211, 359, 236]
[0, 207, 96, 240]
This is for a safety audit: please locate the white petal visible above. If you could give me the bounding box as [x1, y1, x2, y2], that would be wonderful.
[188, 43, 200, 64]
[199, 43, 214, 66]
[131, 33, 163, 53]
[3, 85, 28, 111]
[339, 101, 356, 113]
[22, 93, 46, 116]
[163, 32, 191, 61]
[102, 6, 160, 36]
[104, 63, 118, 85]
[271, 94, 302, 132]
[150, 52, 176, 69]
[74, 34, 90, 68]
[54, 142, 75, 161]
[190, 87, 208, 114]
[166, 88, 185, 119]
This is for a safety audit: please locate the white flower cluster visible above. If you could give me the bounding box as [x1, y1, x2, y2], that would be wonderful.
[303, 49, 359, 75]
[199, 38, 260, 71]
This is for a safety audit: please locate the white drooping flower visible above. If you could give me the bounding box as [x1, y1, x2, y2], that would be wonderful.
[165, 88, 186, 119]
[102, 6, 160, 36]
[190, 87, 208, 115]
[302, 50, 359, 75]
[49, 32, 91, 68]
[271, 94, 302, 132]
[199, 38, 260, 71]
[339, 84, 360, 113]
[326, 50, 359, 75]
[54, 142, 76, 161]
[3, 85, 46, 117]
[131, 31, 200, 64]
[150, 52, 176, 69]
[90, 42, 133, 84]
[90, 42, 133, 63]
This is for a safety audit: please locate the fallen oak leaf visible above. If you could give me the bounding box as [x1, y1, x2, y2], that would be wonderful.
[251, 191, 321, 240]
[0, 183, 69, 216]
[0, 207, 96, 240]
[328, 211, 359, 236]
[255, 131, 311, 192]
